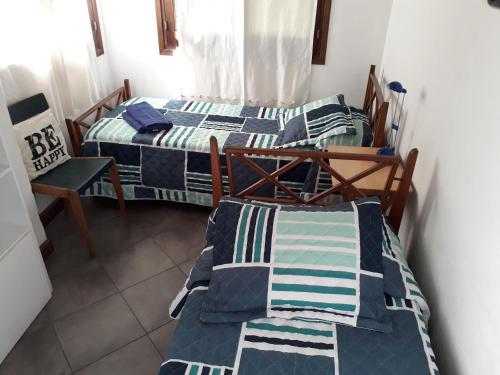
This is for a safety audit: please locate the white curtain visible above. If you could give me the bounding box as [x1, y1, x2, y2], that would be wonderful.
[178, 0, 317, 107]
[0, 0, 106, 131]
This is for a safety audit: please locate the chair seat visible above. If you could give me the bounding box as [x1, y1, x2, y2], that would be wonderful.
[32, 157, 113, 193]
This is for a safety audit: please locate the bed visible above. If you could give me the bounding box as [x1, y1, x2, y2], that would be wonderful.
[158, 144, 439, 375]
[67, 65, 389, 206]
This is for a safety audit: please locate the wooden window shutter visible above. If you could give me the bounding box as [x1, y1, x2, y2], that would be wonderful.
[312, 0, 332, 65]
[156, 0, 178, 55]
[87, 0, 104, 56]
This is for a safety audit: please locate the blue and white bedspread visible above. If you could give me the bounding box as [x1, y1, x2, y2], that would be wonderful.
[159, 218, 439, 375]
[81, 97, 372, 206]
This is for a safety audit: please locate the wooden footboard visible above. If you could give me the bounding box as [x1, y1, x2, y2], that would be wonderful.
[209, 136, 417, 233]
[66, 79, 131, 156]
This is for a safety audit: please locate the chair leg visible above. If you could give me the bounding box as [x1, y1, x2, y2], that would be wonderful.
[67, 192, 96, 258]
[108, 161, 127, 217]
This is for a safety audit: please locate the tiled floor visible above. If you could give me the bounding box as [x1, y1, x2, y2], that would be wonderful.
[0, 198, 212, 375]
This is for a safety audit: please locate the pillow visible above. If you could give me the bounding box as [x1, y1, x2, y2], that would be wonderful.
[200, 197, 391, 332]
[382, 217, 424, 300]
[274, 95, 356, 149]
[13, 110, 70, 180]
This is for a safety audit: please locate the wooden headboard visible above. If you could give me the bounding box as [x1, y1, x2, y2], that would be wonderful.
[66, 79, 131, 155]
[209, 137, 417, 233]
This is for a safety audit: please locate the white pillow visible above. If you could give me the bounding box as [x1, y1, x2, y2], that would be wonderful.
[14, 110, 71, 180]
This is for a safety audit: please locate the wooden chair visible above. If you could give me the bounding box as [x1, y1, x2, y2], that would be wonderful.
[8, 94, 127, 257]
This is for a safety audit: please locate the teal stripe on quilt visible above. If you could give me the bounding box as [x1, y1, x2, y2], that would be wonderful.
[274, 250, 356, 268]
[278, 211, 355, 224]
[188, 364, 199, 375]
[276, 222, 356, 239]
[235, 205, 252, 263]
[274, 237, 357, 250]
[271, 299, 356, 312]
[273, 267, 356, 280]
[90, 118, 112, 140]
[272, 283, 356, 296]
[246, 322, 333, 337]
[252, 207, 267, 262]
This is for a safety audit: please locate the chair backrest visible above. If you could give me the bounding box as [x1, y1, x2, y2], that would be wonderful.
[7, 93, 49, 125]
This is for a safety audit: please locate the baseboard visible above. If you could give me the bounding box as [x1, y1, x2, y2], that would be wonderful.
[40, 239, 54, 260]
[39, 198, 64, 227]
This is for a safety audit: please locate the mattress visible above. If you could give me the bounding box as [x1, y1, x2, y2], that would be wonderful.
[81, 97, 373, 206]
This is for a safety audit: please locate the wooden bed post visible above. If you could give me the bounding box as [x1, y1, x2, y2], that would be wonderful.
[66, 118, 82, 156]
[363, 65, 389, 147]
[387, 148, 418, 232]
[363, 65, 376, 112]
[210, 136, 223, 207]
[124, 79, 131, 101]
[372, 101, 388, 147]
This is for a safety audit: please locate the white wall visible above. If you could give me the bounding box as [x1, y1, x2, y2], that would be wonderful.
[310, 0, 393, 107]
[381, 2, 500, 374]
[99, 0, 392, 108]
[99, 0, 183, 99]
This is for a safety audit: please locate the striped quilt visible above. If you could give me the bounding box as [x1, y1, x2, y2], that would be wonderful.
[160, 209, 439, 375]
[81, 97, 373, 206]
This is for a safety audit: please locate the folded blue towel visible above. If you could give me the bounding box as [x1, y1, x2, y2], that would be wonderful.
[123, 102, 173, 133]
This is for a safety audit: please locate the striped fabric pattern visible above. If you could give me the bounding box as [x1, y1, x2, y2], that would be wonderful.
[240, 318, 336, 357]
[275, 95, 357, 150]
[233, 204, 275, 264]
[161, 360, 233, 375]
[82, 96, 369, 207]
[202, 197, 388, 331]
[269, 209, 360, 318]
[283, 95, 342, 122]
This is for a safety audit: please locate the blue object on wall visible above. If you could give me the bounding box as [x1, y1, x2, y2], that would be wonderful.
[387, 81, 407, 94]
[387, 81, 407, 150]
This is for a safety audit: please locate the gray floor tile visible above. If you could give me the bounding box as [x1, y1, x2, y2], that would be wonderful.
[74, 337, 162, 375]
[101, 238, 175, 290]
[179, 258, 196, 276]
[26, 305, 50, 333]
[148, 320, 178, 358]
[48, 260, 118, 321]
[92, 217, 152, 256]
[0, 326, 71, 375]
[153, 219, 207, 264]
[121, 268, 186, 332]
[54, 294, 145, 371]
[45, 233, 91, 277]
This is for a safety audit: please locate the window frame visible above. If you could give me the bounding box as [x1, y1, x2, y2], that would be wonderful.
[86, 0, 104, 56]
[155, 0, 178, 56]
[312, 0, 332, 65]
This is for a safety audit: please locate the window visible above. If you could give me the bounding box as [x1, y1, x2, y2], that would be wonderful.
[156, 0, 178, 55]
[86, 0, 104, 56]
[312, 0, 332, 65]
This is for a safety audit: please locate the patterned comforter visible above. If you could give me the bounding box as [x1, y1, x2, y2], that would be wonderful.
[159, 214, 439, 375]
[81, 97, 373, 206]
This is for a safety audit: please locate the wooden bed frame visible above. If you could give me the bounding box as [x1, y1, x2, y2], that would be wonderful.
[66, 65, 388, 155]
[209, 137, 417, 233]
